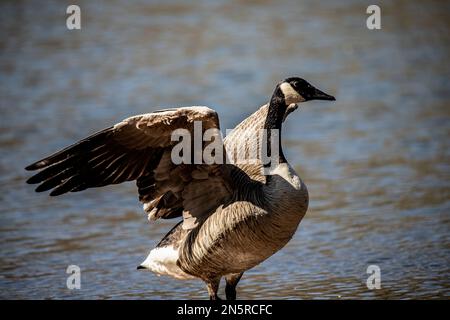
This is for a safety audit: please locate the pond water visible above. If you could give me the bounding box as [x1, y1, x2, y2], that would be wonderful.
[0, 0, 449, 299]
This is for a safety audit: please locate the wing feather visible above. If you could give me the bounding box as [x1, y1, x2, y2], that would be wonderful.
[26, 106, 237, 229]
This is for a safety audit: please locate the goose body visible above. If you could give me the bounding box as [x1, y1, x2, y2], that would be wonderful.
[25, 77, 335, 299]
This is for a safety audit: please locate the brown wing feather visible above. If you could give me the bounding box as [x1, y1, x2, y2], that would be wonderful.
[26, 106, 236, 230]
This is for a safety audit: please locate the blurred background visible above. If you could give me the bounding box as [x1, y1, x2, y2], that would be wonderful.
[0, 0, 449, 299]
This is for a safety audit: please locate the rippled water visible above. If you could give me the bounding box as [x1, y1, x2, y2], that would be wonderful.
[0, 0, 449, 299]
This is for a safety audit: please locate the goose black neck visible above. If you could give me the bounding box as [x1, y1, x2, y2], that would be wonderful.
[263, 86, 287, 167]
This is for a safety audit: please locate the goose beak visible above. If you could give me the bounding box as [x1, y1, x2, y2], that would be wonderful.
[309, 88, 335, 101]
[137, 265, 146, 270]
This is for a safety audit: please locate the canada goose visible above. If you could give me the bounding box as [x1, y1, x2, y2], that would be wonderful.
[25, 77, 335, 299]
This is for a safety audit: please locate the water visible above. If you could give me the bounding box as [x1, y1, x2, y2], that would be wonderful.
[0, 0, 449, 299]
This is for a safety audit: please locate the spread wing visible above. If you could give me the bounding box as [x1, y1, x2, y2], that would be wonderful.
[25, 106, 233, 229]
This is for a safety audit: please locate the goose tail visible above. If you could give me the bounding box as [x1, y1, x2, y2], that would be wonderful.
[137, 222, 194, 280]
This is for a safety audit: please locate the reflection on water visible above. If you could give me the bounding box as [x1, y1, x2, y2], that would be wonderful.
[0, 0, 449, 299]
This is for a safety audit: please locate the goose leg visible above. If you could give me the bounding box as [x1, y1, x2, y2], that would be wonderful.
[225, 272, 243, 300]
[206, 277, 222, 300]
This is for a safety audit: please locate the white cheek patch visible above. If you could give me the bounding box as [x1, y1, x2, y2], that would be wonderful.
[280, 82, 305, 104]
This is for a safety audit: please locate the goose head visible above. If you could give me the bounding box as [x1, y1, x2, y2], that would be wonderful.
[278, 77, 335, 105]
